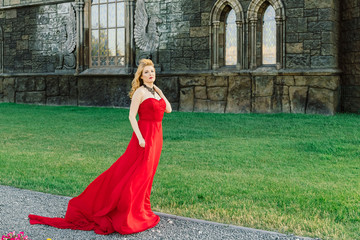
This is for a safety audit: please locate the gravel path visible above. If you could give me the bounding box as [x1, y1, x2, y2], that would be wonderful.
[0, 185, 317, 240]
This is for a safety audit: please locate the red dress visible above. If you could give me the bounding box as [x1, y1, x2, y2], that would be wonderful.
[29, 98, 166, 235]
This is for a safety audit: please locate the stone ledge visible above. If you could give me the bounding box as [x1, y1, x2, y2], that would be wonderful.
[0, 0, 69, 9]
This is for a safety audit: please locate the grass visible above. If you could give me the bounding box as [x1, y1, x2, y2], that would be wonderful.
[0, 103, 359, 240]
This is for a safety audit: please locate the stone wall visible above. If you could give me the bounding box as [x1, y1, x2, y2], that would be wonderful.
[0, 0, 349, 115]
[0, 1, 74, 73]
[151, 0, 340, 71]
[178, 71, 340, 115]
[1, 0, 67, 7]
[341, 0, 360, 113]
[0, 0, 342, 73]
[284, 0, 340, 69]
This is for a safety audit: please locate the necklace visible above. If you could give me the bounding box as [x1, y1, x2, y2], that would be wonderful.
[143, 84, 155, 96]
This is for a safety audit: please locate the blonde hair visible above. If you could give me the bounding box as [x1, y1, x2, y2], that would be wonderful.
[129, 59, 155, 99]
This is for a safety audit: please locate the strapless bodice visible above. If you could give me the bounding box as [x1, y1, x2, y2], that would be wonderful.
[138, 98, 166, 122]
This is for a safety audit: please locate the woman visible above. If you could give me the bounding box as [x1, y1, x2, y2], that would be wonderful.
[29, 59, 172, 235]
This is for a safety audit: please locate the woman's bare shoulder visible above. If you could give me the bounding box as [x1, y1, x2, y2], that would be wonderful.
[132, 86, 145, 100]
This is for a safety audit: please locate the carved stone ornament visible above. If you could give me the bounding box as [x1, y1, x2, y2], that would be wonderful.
[56, 3, 77, 70]
[134, 0, 162, 64]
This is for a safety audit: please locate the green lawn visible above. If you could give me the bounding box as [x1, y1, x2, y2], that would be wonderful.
[0, 103, 359, 240]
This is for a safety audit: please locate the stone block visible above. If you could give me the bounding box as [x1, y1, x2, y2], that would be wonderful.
[276, 76, 295, 86]
[35, 77, 46, 91]
[287, 8, 304, 18]
[191, 37, 208, 50]
[3, 78, 15, 103]
[286, 33, 299, 43]
[286, 0, 304, 8]
[225, 76, 251, 113]
[78, 78, 106, 106]
[179, 76, 205, 86]
[170, 58, 191, 71]
[194, 86, 207, 99]
[46, 77, 59, 96]
[179, 87, 194, 112]
[311, 56, 336, 68]
[201, 13, 210, 26]
[208, 101, 226, 113]
[171, 21, 190, 33]
[6, 9, 17, 19]
[294, 75, 340, 90]
[343, 86, 360, 97]
[16, 77, 36, 92]
[207, 87, 227, 101]
[282, 96, 291, 113]
[16, 92, 46, 104]
[305, 0, 334, 9]
[206, 76, 227, 87]
[47, 96, 71, 105]
[0, 78, 3, 93]
[286, 54, 311, 68]
[59, 78, 70, 96]
[253, 76, 274, 97]
[321, 44, 335, 55]
[318, 8, 335, 20]
[286, 43, 304, 54]
[308, 21, 334, 32]
[253, 97, 272, 113]
[68, 77, 78, 98]
[191, 59, 210, 70]
[307, 88, 338, 115]
[342, 97, 360, 113]
[304, 39, 321, 50]
[194, 99, 209, 112]
[190, 27, 209, 38]
[289, 86, 308, 113]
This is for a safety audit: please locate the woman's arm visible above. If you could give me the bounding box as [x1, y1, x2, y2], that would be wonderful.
[154, 85, 172, 113]
[128, 89, 145, 147]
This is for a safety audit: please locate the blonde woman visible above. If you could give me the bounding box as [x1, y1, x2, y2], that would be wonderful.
[29, 59, 172, 235]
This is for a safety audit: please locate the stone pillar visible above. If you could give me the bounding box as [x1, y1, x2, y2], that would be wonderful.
[275, 16, 283, 70]
[249, 19, 257, 69]
[126, 0, 135, 73]
[236, 20, 243, 70]
[212, 21, 220, 70]
[74, 1, 85, 74]
[0, 26, 3, 73]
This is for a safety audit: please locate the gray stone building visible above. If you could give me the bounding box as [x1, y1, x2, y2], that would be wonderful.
[0, 0, 359, 114]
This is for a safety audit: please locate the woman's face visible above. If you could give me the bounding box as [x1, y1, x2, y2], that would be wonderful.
[141, 65, 156, 84]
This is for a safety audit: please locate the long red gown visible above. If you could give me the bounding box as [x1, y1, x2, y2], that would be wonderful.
[29, 98, 166, 235]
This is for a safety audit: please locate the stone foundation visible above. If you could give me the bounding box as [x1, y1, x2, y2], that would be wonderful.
[178, 71, 340, 115]
[0, 74, 179, 110]
[0, 72, 340, 115]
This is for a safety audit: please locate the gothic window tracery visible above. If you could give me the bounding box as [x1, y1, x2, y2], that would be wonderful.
[210, 0, 244, 70]
[247, 0, 285, 69]
[225, 9, 237, 66]
[262, 5, 276, 65]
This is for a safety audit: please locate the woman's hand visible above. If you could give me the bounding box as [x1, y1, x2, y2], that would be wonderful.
[153, 84, 172, 113]
[139, 138, 145, 148]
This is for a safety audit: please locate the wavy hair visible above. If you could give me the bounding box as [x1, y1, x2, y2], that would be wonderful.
[129, 59, 155, 99]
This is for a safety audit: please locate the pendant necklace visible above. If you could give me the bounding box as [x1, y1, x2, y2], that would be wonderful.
[143, 84, 155, 96]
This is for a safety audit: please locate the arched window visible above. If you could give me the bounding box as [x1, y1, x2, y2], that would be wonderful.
[225, 9, 237, 66]
[248, 0, 285, 69]
[210, 0, 244, 70]
[262, 5, 276, 65]
[90, 0, 125, 67]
